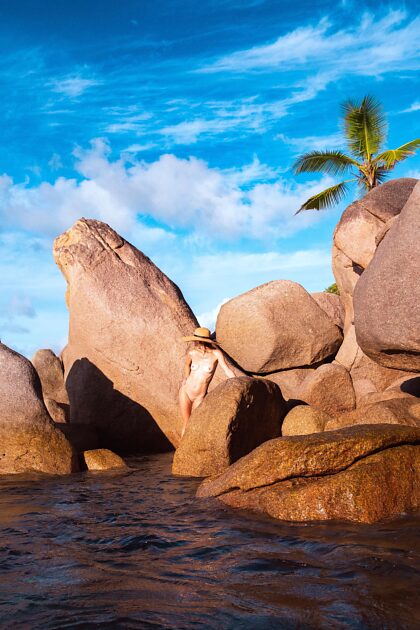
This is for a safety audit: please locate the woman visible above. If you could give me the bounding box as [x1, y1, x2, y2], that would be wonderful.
[179, 327, 235, 438]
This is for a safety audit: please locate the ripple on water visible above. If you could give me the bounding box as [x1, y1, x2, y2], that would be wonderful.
[0, 452, 419, 629]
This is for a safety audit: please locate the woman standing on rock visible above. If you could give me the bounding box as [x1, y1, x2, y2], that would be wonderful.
[179, 327, 235, 438]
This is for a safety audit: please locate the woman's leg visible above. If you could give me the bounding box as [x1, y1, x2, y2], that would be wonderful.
[179, 385, 193, 438]
[192, 395, 205, 411]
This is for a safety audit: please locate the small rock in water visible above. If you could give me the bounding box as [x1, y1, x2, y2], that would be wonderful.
[84, 449, 127, 471]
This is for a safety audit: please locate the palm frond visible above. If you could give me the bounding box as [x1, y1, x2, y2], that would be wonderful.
[295, 180, 355, 214]
[374, 138, 420, 168]
[293, 150, 359, 175]
[342, 95, 387, 159]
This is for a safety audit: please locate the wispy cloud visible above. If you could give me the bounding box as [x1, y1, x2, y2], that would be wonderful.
[49, 74, 100, 98]
[200, 10, 420, 77]
[400, 101, 420, 113]
[277, 132, 344, 154]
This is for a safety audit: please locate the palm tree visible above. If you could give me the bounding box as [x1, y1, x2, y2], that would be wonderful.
[293, 95, 420, 213]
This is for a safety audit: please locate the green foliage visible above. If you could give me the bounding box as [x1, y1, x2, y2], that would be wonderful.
[293, 95, 420, 213]
[325, 283, 340, 295]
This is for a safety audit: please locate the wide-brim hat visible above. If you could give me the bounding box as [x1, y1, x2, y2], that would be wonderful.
[182, 327, 219, 345]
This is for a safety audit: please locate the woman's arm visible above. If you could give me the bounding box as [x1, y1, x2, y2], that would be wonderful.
[214, 348, 235, 378]
[182, 354, 192, 383]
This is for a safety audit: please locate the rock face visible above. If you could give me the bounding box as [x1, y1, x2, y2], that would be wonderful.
[325, 398, 420, 431]
[0, 343, 77, 474]
[84, 449, 127, 471]
[216, 281, 342, 373]
[54, 218, 201, 452]
[311, 292, 344, 329]
[197, 425, 420, 524]
[31, 349, 70, 422]
[281, 405, 331, 436]
[354, 181, 420, 372]
[296, 363, 356, 415]
[172, 377, 286, 477]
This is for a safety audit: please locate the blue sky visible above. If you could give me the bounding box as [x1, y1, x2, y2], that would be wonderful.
[1, 0, 419, 357]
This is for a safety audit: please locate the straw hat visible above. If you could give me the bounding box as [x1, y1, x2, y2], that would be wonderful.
[182, 327, 219, 345]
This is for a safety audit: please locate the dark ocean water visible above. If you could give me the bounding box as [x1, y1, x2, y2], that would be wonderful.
[0, 453, 419, 630]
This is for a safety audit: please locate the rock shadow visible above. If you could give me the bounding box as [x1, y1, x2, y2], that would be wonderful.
[400, 376, 420, 398]
[66, 358, 173, 455]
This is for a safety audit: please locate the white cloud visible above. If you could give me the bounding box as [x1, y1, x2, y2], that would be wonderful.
[0, 140, 331, 240]
[50, 75, 99, 98]
[197, 299, 230, 330]
[401, 101, 420, 113]
[276, 132, 344, 154]
[201, 10, 420, 77]
[48, 153, 63, 170]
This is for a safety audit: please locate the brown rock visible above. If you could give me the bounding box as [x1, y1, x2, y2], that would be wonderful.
[216, 280, 342, 373]
[264, 368, 314, 401]
[331, 246, 361, 332]
[296, 363, 356, 415]
[84, 449, 127, 470]
[197, 423, 420, 495]
[197, 424, 420, 524]
[385, 374, 420, 397]
[44, 398, 70, 423]
[360, 177, 418, 222]
[281, 405, 331, 436]
[311, 292, 344, 329]
[354, 180, 420, 371]
[334, 201, 384, 269]
[375, 215, 398, 247]
[31, 349, 69, 404]
[0, 342, 77, 475]
[172, 377, 286, 477]
[325, 398, 420, 431]
[214, 446, 419, 524]
[53, 218, 201, 451]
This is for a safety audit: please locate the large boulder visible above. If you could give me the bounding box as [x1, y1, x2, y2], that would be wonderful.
[216, 280, 342, 373]
[54, 219, 205, 451]
[172, 377, 286, 477]
[0, 343, 77, 474]
[197, 425, 420, 524]
[295, 362, 356, 415]
[31, 348, 70, 422]
[354, 181, 420, 372]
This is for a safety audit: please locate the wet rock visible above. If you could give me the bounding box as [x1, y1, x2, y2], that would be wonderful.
[84, 449, 127, 471]
[54, 218, 200, 451]
[281, 405, 332, 436]
[354, 180, 420, 371]
[197, 425, 420, 524]
[216, 280, 342, 373]
[0, 342, 77, 475]
[172, 377, 286, 477]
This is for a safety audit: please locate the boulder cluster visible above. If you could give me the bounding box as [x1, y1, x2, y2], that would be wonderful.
[1, 178, 419, 523]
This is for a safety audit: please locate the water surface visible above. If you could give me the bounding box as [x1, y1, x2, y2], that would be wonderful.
[0, 453, 419, 629]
